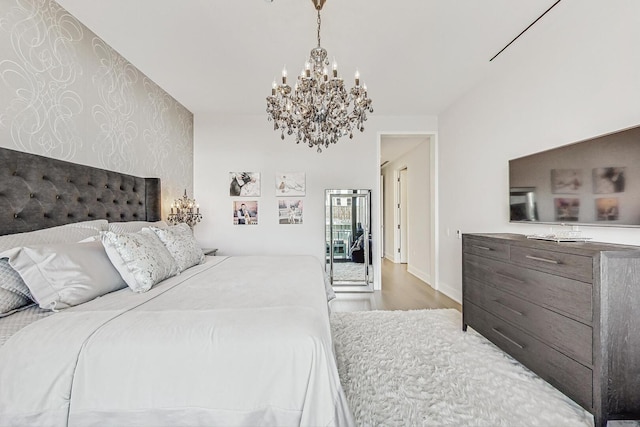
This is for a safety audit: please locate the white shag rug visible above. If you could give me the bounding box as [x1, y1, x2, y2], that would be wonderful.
[331, 309, 594, 427]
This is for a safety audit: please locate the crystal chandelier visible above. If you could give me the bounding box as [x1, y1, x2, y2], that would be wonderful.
[266, 0, 373, 153]
[168, 189, 202, 228]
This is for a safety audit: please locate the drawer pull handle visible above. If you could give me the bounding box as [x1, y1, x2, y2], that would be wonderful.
[493, 299, 524, 316]
[525, 255, 560, 265]
[492, 328, 525, 349]
[495, 271, 525, 284]
[472, 245, 492, 251]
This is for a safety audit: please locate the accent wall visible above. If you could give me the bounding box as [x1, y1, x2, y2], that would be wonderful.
[0, 0, 193, 217]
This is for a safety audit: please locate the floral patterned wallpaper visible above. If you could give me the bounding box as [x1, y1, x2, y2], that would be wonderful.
[0, 0, 193, 218]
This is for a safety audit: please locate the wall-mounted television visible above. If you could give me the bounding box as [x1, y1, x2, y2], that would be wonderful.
[509, 125, 640, 227]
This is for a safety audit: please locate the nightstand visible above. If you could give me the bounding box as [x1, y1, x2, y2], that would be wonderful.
[202, 248, 218, 256]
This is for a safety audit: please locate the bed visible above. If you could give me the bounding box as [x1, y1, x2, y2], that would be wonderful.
[0, 147, 352, 426]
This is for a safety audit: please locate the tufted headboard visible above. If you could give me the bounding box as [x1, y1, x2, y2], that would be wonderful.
[0, 147, 161, 236]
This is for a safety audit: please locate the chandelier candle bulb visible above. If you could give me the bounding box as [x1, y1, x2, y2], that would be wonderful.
[282, 66, 287, 84]
[355, 69, 360, 86]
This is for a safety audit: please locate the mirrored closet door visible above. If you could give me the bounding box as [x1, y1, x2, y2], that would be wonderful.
[325, 189, 373, 291]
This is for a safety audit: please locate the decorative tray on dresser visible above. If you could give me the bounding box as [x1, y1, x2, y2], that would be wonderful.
[462, 233, 640, 427]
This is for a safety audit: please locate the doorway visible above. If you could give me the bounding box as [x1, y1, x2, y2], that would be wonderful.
[379, 133, 437, 291]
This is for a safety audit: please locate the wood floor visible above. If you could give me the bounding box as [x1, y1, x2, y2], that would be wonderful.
[330, 258, 461, 312]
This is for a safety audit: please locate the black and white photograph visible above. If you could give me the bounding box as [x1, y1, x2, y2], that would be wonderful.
[554, 197, 580, 221]
[593, 167, 625, 194]
[229, 172, 261, 197]
[278, 199, 303, 224]
[275, 172, 306, 196]
[233, 200, 258, 225]
[596, 197, 620, 221]
[551, 169, 583, 194]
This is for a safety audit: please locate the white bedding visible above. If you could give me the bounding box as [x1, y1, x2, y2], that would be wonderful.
[0, 255, 353, 427]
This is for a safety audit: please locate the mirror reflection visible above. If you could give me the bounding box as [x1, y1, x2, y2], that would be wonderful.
[325, 189, 372, 289]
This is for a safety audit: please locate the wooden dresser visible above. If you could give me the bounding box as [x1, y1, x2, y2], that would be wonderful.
[462, 233, 640, 427]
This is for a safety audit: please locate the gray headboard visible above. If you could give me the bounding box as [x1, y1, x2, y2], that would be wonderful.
[0, 147, 161, 236]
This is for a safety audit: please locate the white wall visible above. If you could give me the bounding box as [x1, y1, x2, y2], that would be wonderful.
[193, 114, 437, 290]
[437, 0, 640, 303]
[381, 140, 432, 283]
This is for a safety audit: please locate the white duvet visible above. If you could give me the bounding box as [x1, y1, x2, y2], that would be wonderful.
[0, 256, 353, 427]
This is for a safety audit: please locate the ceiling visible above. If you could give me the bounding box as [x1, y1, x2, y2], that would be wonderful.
[55, 0, 560, 117]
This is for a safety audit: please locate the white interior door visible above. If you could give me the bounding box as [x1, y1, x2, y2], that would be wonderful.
[399, 168, 408, 263]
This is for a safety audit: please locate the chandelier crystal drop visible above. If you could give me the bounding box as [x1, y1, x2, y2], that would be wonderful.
[266, 0, 373, 153]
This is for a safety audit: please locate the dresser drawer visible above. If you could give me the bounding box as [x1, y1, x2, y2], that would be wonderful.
[464, 253, 592, 324]
[511, 246, 593, 282]
[465, 302, 593, 410]
[463, 236, 509, 261]
[464, 277, 592, 366]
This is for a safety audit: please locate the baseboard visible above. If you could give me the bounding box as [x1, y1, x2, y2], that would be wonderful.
[384, 253, 395, 262]
[407, 265, 431, 285]
[436, 280, 462, 304]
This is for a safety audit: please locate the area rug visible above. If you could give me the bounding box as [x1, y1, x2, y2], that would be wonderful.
[331, 309, 594, 427]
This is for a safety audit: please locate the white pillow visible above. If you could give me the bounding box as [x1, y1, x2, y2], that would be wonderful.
[3, 241, 127, 311]
[108, 221, 168, 234]
[0, 220, 108, 253]
[101, 229, 178, 293]
[148, 223, 205, 272]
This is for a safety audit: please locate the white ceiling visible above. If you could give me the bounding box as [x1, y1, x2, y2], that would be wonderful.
[55, 0, 560, 116]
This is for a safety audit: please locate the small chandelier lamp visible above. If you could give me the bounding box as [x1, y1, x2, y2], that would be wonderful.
[168, 189, 202, 228]
[266, 0, 373, 153]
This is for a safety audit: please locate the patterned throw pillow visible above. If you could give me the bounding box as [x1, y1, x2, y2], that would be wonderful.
[101, 229, 179, 293]
[0, 258, 33, 316]
[148, 223, 205, 272]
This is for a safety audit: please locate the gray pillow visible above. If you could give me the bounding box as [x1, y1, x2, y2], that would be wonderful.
[0, 259, 33, 316]
[4, 241, 127, 311]
[101, 229, 178, 293]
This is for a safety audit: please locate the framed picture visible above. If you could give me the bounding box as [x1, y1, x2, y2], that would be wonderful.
[554, 198, 580, 222]
[229, 172, 261, 197]
[275, 172, 305, 196]
[278, 199, 303, 224]
[233, 200, 258, 225]
[551, 169, 582, 194]
[593, 167, 625, 194]
[596, 198, 619, 221]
